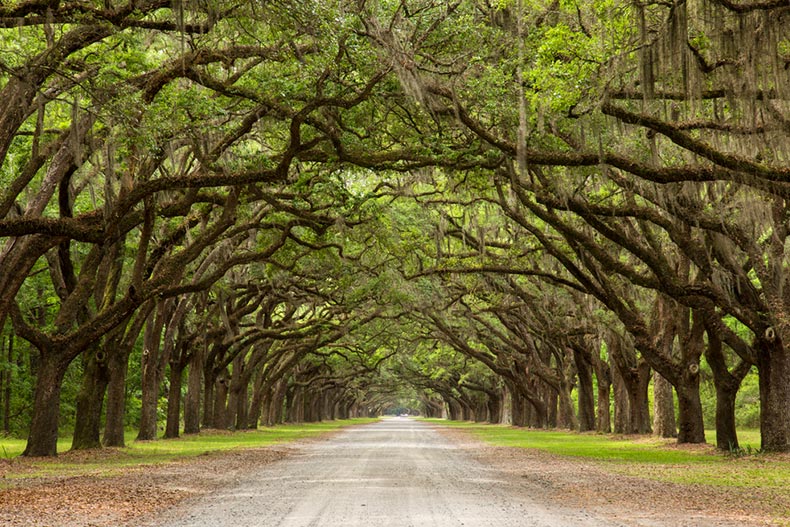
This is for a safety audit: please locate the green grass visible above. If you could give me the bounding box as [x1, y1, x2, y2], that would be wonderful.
[422, 419, 790, 489]
[0, 418, 378, 480]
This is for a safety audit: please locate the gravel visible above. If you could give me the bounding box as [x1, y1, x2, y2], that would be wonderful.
[142, 418, 624, 527]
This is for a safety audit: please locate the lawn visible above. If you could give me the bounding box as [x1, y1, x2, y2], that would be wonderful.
[422, 419, 790, 489]
[0, 418, 378, 480]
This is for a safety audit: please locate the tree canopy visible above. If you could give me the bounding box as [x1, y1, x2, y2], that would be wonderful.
[1, 0, 789, 456]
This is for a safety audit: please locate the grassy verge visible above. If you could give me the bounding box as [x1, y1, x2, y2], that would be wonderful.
[0, 418, 378, 480]
[422, 419, 790, 490]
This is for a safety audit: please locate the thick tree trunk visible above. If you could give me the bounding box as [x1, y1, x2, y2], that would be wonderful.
[611, 341, 652, 434]
[446, 398, 461, 420]
[611, 356, 629, 433]
[103, 345, 129, 447]
[653, 372, 677, 438]
[287, 385, 304, 423]
[202, 368, 218, 428]
[247, 367, 269, 429]
[183, 348, 204, 435]
[104, 306, 150, 447]
[545, 383, 558, 428]
[594, 357, 612, 433]
[757, 337, 790, 452]
[234, 377, 250, 429]
[676, 365, 706, 444]
[213, 375, 230, 429]
[673, 310, 706, 444]
[226, 354, 245, 430]
[270, 379, 287, 425]
[507, 384, 530, 427]
[71, 349, 109, 450]
[487, 390, 502, 424]
[461, 400, 473, 421]
[631, 361, 653, 434]
[22, 351, 69, 457]
[557, 381, 578, 431]
[704, 327, 749, 450]
[573, 347, 596, 432]
[164, 359, 185, 439]
[715, 381, 739, 450]
[137, 305, 168, 441]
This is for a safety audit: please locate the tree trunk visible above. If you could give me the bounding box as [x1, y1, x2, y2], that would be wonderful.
[611, 355, 629, 434]
[545, 383, 558, 428]
[71, 349, 110, 450]
[137, 303, 169, 441]
[234, 376, 250, 430]
[2, 333, 12, 435]
[632, 361, 652, 434]
[557, 381, 578, 431]
[610, 340, 652, 434]
[202, 367, 217, 428]
[593, 356, 612, 433]
[104, 305, 150, 447]
[103, 344, 129, 447]
[704, 326, 749, 450]
[269, 379, 287, 425]
[653, 372, 677, 438]
[183, 347, 204, 435]
[247, 367, 268, 429]
[674, 310, 706, 444]
[573, 347, 596, 432]
[757, 336, 790, 452]
[676, 364, 706, 443]
[22, 351, 69, 457]
[446, 397, 461, 420]
[213, 375, 230, 429]
[164, 358, 185, 439]
[487, 390, 502, 424]
[226, 354, 245, 430]
[714, 381, 738, 450]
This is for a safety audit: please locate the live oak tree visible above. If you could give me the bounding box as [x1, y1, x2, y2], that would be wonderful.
[2, 0, 788, 456]
[363, 0, 789, 450]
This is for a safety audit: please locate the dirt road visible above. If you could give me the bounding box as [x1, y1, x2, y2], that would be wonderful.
[146, 418, 620, 527]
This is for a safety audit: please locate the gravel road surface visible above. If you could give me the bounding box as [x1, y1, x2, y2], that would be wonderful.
[147, 418, 622, 527]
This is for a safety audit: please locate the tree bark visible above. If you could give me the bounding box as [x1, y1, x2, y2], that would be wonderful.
[213, 374, 230, 429]
[183, 345, 205, 435]
[22, 350, 70, 457]
[592, 353, 611, 433]
[573, 345, 596, 432]
[673, 309, 706, 444]
[164, 355, 186, 439]
[71, 348, 109, 450]
[756, 336, 790, 452]
[247, 367, 269, 429]
[632, 360, 653, 435]
[704, 326, 749, 450]
[2, 333, 11, 435]
[556, 379, 578, 430]
[676, 365, 705, 444]
[137, 302, 169, 441]
[653, 372, 677, 438]
[611, 354, 629, 434]
[103, 344, 129, 447]
[269, 379, 287, 425]
[486, 389, 503, 424]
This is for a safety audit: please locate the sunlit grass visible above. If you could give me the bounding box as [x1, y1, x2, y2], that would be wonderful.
[422, 419, 790, 490]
